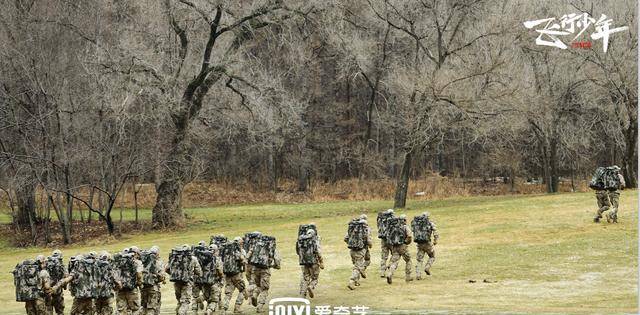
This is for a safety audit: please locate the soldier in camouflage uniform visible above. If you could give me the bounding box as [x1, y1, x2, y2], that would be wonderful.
[116, 247, 144, 315]
[15, 255, 52, 315]
[247, 235, 281, 313]
[243, 231, 261, 304]
[94, 251, 119, 315]
[166, 244, 203, 315]
[45, 249, 67, 315]
[385, 214, 413, 284]
[412, 212, 439, 279]
[141, 246, 165, 315]
[377, 209, 394, 277]
[297, 229, 323, 299]
[55, 253, 96, 315]
[344, 215, 372, 290]
[202, 244, 224, 314]
[221, 237, 250, 315]
[191, 240, 208, 313]
[594, 165, 626, 223]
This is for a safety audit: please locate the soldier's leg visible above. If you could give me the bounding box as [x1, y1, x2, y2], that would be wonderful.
[174, 283, 183, 314]
[595, 191, 610, 221]
[117, 291, 128, 314]
[152, 287, 162, 315]
[386, 247, 401, 279]
[232, 274, 247, 312]
[424, 243, 436, 274]
[402, 246, 413, 281]
[380, 241, 390, 277]
[127, 288, 141, 315]
[206, 283, 222, 315]
[34, 297, 47, 315]
[96, 297, 114, 315]
[364, 247, 371, 268]
[309, 264, 320, 291]
[299, 266, 310, 297]
[608, 191, 620, 222]
[192, 283, 203, 312]
[256, 270, 271, 313]
[177, 282, 192, 315]
[222, 277, 234, 312]
[24, 301, 36, 315]
[140, 287, 149, 312]
[415, 244, 425, 280]
[349, 249, 365, 289]
[246, 265, 255, 299]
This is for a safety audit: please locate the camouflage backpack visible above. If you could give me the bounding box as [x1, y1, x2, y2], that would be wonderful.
[13, 260, 40, 302]
[243, 232, 262, 253]
[603, 167, 622, 190]
[68, 256, 79, 297]
[168, 248, 192, 283]
[114, 253, 137, 290]
[221, 242, 244, 275]
[346, 220, 367, 250]
[376, 211, 394, 239]
[249, 235, 276, 268]
[298, 224, 317, 237]
[194, 248, 217, 284]
[411, 215, 432, 243]
[385, 217, 407, 246]
[296, 235, 318, 266]
[73, 257, 97, 299]
[589, 167, 606, 190]
[94, 259, 115, 298]
[46, 256, 66, 284]
[140, 250, 159, 286]
[210, 235, 228, 248]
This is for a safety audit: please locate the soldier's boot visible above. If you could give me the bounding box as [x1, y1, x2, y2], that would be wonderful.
[355, 280, 360, 286]
[416, 266, 423, 280]
[405, 275, 413, 282]
[359, 268, 367, 279]
[233, 303, 243, 314]
[593, 216, 600, 223]
[347, 279, 356, 290]
[251, 294, 258, 307]
[605, 212, 613, 223]
[611, 211, 618, 223]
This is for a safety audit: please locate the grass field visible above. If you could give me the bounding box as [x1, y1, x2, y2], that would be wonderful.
[0, 191, 637, 314]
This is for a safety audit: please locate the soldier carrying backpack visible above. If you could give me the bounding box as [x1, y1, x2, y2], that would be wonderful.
[411, 212, 439, 279]
[13, 255, 52, 315]
[94, 251, 119, 315]
[243, 231, 262, 299]
[210, 234, 228, 248]
[297, 227, 323, 299]
[591, 165, 626, 223]
[247, 235, 281, 313]
[54, 253, 97, 314]
[114, 247, 143, 315]
[221, 237, 250, 314]
[45, 250, 67, 315]
[194, 243, 224, 315]
[140, 246, 165, 315]
[191, 240, 210, 313]
[166, 244, 202, 315]
[344, 215, 372, 290]
[384, 214, 413, 284]
[377, 209, 395, 277]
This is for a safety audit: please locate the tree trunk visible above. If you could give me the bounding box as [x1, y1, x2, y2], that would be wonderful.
[15, 182, 36, 228]
[623, 122, 637, 188]
[549, 138, 559, 193]
[394, 151, 412, 208]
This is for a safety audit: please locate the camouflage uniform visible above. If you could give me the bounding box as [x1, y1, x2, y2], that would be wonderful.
[595, 173, 625, 223]
[378, 210, 394, 277]
[70, 298, 93, 315]
[298, 230, 323, 298]
[415, 220, 439, 279]
[141, 249, 164, 315]
[116, 257, 143, 315]
[345, 217, 372, 290]
[386, 218, 413, 283]
[95, 253, 118, 315]
[195, 244, 223, 315]
[95, 297, 114, 315]
[25, 261, 51, 315]
[45, 251, 67, 315]
[248, 250, 281, 313]
[222, 245, 249, 314]
[170, 254, 202, 315]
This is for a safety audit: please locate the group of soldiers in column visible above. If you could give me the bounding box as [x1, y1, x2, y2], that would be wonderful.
[13, 209, 439, 314]
[13, 233, 281, 315]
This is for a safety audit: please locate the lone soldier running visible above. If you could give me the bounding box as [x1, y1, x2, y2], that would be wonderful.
[591, 165, 626, 223]
[344, 215, 372, 290]
[377, 209, 395, 277]
[411, 212, 439, 279]
[385, 214, 413, 284]
[297, 226, 324, 299]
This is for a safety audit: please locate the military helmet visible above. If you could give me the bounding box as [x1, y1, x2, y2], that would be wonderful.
[359, 214, 368, 220]
[129, 246, 140, 254]
[612, 165, 621, 171]
[123, 247, 130, 253]
[52, 249, 62, 257]
[385, 208, 394, 214]
[233, 236, 243, 243]
[150, 246, 160, 254]
[198, 240, 206, 247]
[99, 251, 111, 260]
[88, 251, 97, 258]
[306, 229, 316, 237]
[181, 244, 190, 251]
[422, 211, 430, 218]
[209, 244, 218, 251]
[35, 255, 46, 263]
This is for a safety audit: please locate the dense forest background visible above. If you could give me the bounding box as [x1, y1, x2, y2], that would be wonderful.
[0, 0, 636, 244]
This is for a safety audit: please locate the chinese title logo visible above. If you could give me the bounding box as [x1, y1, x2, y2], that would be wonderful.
[523, 13, 628, 52]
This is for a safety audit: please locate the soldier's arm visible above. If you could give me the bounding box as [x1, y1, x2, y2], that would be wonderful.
[432, 222, 439, 245]
[619, 174, 626, 189]
[272, 249, 282, 270]
[52, 274, 73, 292]
[156, 260, 166, 283]
[135, 260, 144, 287]
[40, 270, 53, 294]
[405, 226, 413, 244]
[192, 256, 203, 277]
